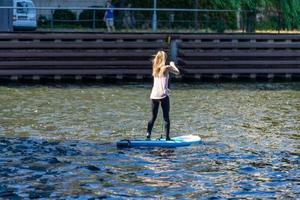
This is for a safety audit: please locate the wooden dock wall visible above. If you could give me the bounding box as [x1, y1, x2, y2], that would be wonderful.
[0, 33, 300, 81]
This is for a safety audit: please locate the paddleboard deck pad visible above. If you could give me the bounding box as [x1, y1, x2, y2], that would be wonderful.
[117, 135, 201, 148]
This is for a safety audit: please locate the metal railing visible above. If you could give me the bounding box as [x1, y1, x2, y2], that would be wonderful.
[0, 6, 294, 33]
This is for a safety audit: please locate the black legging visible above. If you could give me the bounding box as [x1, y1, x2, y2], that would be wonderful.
[147, 96, 170, 138]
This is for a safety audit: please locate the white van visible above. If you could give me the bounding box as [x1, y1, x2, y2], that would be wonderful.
[13, 0, 37, 30]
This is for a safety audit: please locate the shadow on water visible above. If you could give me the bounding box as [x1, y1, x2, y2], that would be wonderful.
[0, 137, 110, 199]
[1, 136, 299, 199]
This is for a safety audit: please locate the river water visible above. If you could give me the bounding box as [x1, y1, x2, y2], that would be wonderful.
[0, 82, 299, 199]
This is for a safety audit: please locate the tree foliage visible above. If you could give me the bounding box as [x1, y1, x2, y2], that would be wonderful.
[121, 0, 300, 31]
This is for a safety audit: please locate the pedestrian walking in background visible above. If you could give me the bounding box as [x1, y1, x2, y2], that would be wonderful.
[103, 1, 115, 32]
[123, 3, 135, 30]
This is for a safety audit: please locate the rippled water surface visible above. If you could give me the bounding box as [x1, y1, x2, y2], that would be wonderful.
[0, 82, 299, 199]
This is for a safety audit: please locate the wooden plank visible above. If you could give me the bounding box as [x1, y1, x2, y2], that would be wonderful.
[180, 66, 300, 69]
[0, 69, 151, 75]
[179, 59, 300, 66]
[178, 42, 300, 49]
[178, 51, 300, 58]
[177, 34, 300, 40]
[0, 52, 155, 58]
[0, 60, 150, 67]
[0, 49, 159, 54]
[0, 33, 168, 40]
[0, 68, 298, 76]
[184, 68, 300, 74]
[0, 65, 150, 69]
[0, 42, 168, 49]
[3, 51, 298, 59]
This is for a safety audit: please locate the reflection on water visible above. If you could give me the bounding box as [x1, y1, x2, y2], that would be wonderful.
[0, 83, 299, 199]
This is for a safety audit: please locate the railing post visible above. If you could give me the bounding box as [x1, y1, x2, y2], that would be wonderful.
[51, 9, 54, 31]
[93, 9, 96, 31]
[277, 10, 281, 34]
[152, 0, 157, 32]
[194, 0, 199, 30]
[242, 10, 245, 33]
[236, 7, 241, 30]
[205, 10, 209, 33]
[10, 7, 13, 32]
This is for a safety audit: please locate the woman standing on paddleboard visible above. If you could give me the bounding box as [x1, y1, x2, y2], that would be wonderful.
[146, 51, 180, 140]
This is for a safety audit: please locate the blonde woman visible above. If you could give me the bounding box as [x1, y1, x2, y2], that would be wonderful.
[146, 51, 180, 140]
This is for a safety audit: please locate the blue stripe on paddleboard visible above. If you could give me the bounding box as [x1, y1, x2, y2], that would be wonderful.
[116, 135, 201, 148]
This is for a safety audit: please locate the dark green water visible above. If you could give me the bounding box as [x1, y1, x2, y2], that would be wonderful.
[0, 83, 299, 199]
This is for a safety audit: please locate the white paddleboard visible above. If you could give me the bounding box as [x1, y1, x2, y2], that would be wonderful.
[116, 135, 201, 148]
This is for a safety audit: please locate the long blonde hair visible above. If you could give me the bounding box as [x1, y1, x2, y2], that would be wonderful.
[152, 51, 167, 77]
